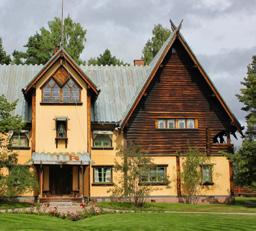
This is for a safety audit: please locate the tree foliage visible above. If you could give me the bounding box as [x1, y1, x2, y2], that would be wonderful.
[13, 16, 86, 65]
[234, 56, 256, 188]
[0, 38, 11, 64]
[88, 49, 127, 66]
[110, 145, 168, 207]
[0, 95, 37, 197]
[142, 24, 171, 65]
[181, 149, 208, 204]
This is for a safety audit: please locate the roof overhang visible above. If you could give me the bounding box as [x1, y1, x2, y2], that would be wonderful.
[32, 152, 90, 165]
[23, 48, 99, 98]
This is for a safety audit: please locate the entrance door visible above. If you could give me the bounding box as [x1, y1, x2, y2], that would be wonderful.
[49, 165, 72, 195]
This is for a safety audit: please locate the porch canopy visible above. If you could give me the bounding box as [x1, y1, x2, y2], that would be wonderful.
[32, 152, 90, 165]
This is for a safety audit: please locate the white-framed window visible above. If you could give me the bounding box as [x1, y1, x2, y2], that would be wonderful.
[201, 164, 213, 185]
[10, 131, 29, 148]
[177, 119, 186, 129]
[156, 119, 197, 129]
[187, 119, 195, 129]
[167, 119, 175, 129]
[93, 167, 112, 183]
[93, 134, 112, 148]
[157, 120, 166, 129]
[140, 166, 167, 184]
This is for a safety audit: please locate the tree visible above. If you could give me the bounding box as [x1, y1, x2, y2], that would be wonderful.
[232, 140, 256, 187]
[142, 24, 171, 64]
[88, 49, 127, 66]
[181, 149, 209, 204]
[234, 56, 256, 187]
[110, 145, 169, 207]
[0, 38, 11, 64]
[13, 16, 86, 65]
[0, 95, 37, 197]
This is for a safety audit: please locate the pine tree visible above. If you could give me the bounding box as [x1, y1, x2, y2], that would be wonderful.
[142, 24, 171, 64]
[88, 49, 127, 66]
[234, 56, 256, 187]
[0, 38, 11, 64]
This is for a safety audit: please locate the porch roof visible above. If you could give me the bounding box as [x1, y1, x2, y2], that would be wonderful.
[32, 152, 90, 165]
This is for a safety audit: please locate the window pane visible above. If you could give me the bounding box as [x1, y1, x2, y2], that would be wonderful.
[141, 166, 166, 183]
[93, 135, 112, 148]
[178, 119, 186, 128]
[56, 121, 67, 138]
[11, 133, 29, 147]
[157, 120, 166, 129]
[187, 119, 195, 129]
[202, 165, 212, 184]
[167, 119, 175, 129]
[63, 79, 80, 103]
[94, 167, 112, 183]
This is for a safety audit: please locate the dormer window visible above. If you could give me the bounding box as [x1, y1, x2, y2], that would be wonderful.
[42, 79, 61, 103]
[9, 131, 29, 149]
[41, 77, 81, 104]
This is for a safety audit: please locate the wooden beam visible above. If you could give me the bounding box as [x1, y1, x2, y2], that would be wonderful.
[39, 166, 43, 198]
[87, 93, 91, 198]
[176, 156, 181, 198]
[31, 90, 36, 152]
[229, 159, 234, 196]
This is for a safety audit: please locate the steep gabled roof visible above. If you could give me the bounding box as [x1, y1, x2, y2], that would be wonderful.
[23, 48, 99, 96]
[120, 26, 243, 133]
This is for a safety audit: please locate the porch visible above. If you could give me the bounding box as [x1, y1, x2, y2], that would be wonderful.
[32, 152, 90, 202]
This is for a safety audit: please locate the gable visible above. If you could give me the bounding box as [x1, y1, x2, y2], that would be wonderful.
[23, 48, 99, 97]
[120, 29, 242, 134]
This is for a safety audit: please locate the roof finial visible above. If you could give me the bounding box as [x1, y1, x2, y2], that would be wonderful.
[177, 19, 183, 32]
[169, 18, 177, 31]
[60, 0, 64, 48]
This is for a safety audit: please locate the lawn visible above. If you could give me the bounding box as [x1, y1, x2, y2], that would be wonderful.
[98, 197, 256, 213]
[0, 213, 255, 231]
[0, 201, 31, 209]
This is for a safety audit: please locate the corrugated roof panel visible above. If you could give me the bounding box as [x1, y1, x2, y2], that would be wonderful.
[0, 64, 149, 123]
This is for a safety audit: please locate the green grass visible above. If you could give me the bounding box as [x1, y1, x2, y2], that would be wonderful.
[0, 213, 255, 231]
[98, 197, 256, 213]
[0, 201, 32, 209]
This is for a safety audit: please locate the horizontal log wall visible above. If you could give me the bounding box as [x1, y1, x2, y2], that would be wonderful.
[125, 40, 232, 155]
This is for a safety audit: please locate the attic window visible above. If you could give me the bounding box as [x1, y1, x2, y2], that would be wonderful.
[42, 78, 81, 104]
[156, 118, 198, 129]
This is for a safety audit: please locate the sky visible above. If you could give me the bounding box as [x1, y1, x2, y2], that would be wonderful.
[1, 0, 256, 145]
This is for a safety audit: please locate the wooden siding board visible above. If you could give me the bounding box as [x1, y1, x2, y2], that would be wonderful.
[125, 41, 231, 155]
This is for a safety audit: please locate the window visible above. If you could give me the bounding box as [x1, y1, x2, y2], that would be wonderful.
[201, 165, 213, 185]
[93, 167, 112, 184]
[140, 166, 167, 184]
[10, 132, 29, 148]
[156, 118, 197, 129]
[167, 119, 175, 129]
[42, 78, 81, 104]
[42, 79, 61, 103]
[62, 79, 80, 103]
[177, 119, 186, 129]
[157, 120, 166, 129]
[55, 118, 68, 148]
[187, 119, 195, 129]
[93, 134, 112, 148]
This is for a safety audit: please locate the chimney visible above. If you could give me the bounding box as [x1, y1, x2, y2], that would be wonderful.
[133, 59, 144, 66]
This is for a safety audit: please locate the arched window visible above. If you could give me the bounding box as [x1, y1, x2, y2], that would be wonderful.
[62, 79, 80, 103]
[42, 79, 61, 103]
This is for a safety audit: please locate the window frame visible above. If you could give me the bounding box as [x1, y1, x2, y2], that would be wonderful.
[55, 118, 68, 148]
[92, 166, 113, 186]
[92, 134, 113, 150]
[201, 164, 214, 185]
[9, 131, 30, 149]
[40, 77, 82, 105]
[155, 118, 198, 130]
[140, 165, 168, 185]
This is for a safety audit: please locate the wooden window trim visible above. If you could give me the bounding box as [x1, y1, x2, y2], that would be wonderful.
[92, 166, 113, 185]
[41, 77, 82, 104]
[155, 118, 198, 129]
[9, 131, 30, 149]
[93, 134, 113, 149]
[200, 164, 214, 186]
[140, 165, 168, 185]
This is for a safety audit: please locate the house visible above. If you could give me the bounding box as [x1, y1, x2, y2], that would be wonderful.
[0, 25, 242, 203]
